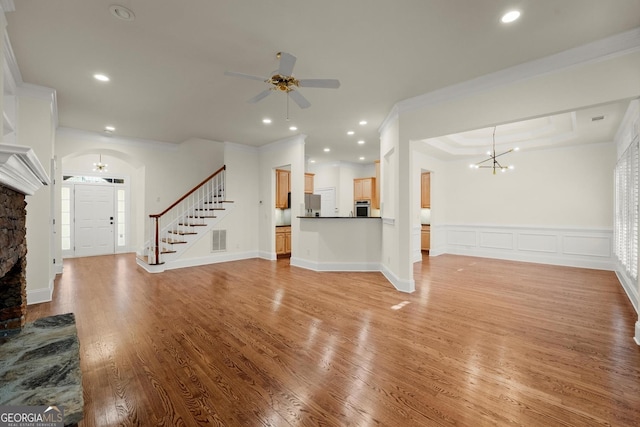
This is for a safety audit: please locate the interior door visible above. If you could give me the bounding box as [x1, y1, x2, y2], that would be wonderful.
[315, 187, 336, 217]
[75, 185, 115, 257]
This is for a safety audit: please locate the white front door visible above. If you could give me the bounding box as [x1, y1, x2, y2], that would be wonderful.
[75, 185, 115, 257]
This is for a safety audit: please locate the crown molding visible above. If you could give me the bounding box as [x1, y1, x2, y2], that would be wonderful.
[259, 133, 307, 153]
[378, 104, 399, 136]
[0, 1, 15, 13]
[224, 141, 260, 153]
[0, 143, 50, 195]
[57, 127, 180, 152]
[379, 27, 640, 133]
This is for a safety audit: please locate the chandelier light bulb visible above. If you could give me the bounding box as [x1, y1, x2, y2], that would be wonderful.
[471, 126, 517, 174]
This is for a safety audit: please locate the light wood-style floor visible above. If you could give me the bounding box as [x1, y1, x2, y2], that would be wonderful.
[27, 254, 640, 426]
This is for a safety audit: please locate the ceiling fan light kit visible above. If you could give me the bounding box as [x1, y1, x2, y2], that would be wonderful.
[224, 51, 340, 113]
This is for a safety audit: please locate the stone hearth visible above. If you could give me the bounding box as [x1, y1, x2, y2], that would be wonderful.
[0, 313, 84, 425]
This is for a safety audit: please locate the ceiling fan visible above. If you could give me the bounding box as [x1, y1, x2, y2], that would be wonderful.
[224, 52, 340, 110]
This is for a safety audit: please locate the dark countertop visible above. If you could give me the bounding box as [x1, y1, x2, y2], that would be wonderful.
[297, 216, 382, 219]
[276, 224, 291, 227]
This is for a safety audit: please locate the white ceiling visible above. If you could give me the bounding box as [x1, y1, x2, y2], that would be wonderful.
[5, 1, 640, 164]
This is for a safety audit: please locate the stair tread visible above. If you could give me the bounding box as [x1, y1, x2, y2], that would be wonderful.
[168, 230, 197, 235]
[161, 238, 187, 244]
[188, 215, 217, 219]
[178, 223, 207, 227]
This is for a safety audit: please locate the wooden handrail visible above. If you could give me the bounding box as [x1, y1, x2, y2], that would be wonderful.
[149, 165, 226, 218]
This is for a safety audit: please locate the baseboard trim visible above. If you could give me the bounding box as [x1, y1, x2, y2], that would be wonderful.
[165, 251, 260, 271]
[258, 250, 276, 261]
[380, 264, 415, 293]
[290, 257, 380, 272]
[615, 269, 639, 314]
[27, 279, 54, 305]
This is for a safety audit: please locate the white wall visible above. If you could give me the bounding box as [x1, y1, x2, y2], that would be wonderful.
[17, 88, 56, 304]
[443, 142, 615, 227]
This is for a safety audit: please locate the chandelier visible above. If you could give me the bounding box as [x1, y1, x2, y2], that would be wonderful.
[469, 127, 518, 174]
[92, 154, 108, 173]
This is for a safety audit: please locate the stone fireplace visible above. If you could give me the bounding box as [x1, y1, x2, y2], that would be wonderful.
[0, 143, 50, 336]
[0, 185, 27, 335]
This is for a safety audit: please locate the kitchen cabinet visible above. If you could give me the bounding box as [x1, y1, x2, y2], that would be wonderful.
[276, 169, 290, 208]
[421, 225, 430, 251]
[305, 173, 315, 194]
[354, 177, 375, 201]
[421, 172, 431, 208]
[276, 226, 291, 256]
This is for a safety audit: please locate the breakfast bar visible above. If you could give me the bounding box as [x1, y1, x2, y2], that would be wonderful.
[291, 216, 382, 272]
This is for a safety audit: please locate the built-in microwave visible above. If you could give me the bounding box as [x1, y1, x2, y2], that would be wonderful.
[354, 200, 371, 217]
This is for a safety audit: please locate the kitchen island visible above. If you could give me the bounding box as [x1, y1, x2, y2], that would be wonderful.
[291, 216, 382, 271]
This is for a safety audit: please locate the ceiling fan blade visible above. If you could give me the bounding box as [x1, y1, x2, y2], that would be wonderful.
[288, 90, 311, 109]
[248, 89, 272, 104]
[224, 71, 267, 82]
[298, 79, 341, 89]
[278, 52, 296, 76]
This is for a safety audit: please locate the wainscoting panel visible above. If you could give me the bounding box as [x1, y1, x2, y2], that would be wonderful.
[479, 231, 513, 250]
[517, 233, 558, 253]
[447, 230, 477, 247]
[441, 225, 614, 270]
[563, 235, 612, 257]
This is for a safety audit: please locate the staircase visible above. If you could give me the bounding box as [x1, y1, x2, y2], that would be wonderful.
[136, 165, 234, 273]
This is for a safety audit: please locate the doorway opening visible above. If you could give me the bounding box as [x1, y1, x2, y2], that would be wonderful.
[61, 175, 130, 258]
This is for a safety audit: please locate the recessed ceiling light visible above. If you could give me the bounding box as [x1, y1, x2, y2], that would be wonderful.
[109, 4, 135, 21]
[359, 120, 367, 126]
[358, 140, 365, 145]
[323, 148, 330, 152]
[93, 73, 110, 82]
[289, 126, 298, 131]
[359, 156, 365, 160]
[310, 160, 316, 163]
[262, 118, 272, 124]
[501, 10, 520, 23]
[347, 131, 355, 135]
[104, 125, 115, 132]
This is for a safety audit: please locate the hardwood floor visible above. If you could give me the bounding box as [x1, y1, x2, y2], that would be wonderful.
[26, 254, 640, 426]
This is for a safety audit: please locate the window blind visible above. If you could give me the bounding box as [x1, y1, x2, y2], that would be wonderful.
[614, 137, 639, 280]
